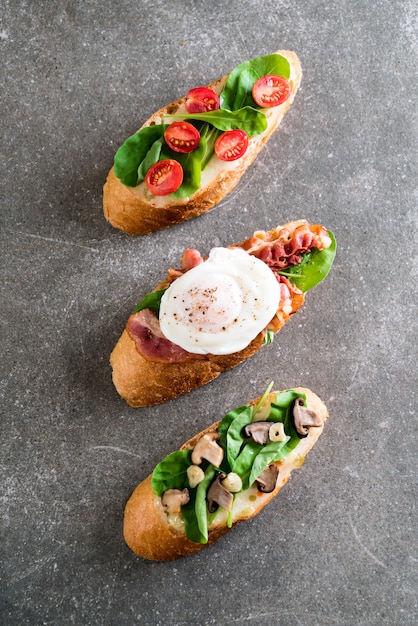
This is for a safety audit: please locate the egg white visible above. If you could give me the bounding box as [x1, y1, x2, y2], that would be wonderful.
[159, 247, 281, 355]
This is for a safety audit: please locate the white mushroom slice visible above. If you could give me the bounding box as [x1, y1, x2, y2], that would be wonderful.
[221, 472, 243, 493]
[269, 422, 286, 442]
[187, 465, 205, 488]
[161, 488, 190, 514]
[293, 397, 323, 437]
[191, 433, 224, 467]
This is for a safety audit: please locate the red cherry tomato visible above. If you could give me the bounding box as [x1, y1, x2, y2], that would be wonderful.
[252, 74, 291, 108]
[164, 121, 200, 153]
[214, 129, 249, 162]
[185, 87, 220, 113]
[145, 160, 183, 196]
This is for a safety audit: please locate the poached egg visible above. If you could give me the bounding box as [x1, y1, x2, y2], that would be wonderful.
[159, 247, 281, 355]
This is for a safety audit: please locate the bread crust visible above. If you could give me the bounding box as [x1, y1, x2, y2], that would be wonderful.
[123, 388, 328, 561]
[103, 50, 302, 235]
[110, 329, 264, 407]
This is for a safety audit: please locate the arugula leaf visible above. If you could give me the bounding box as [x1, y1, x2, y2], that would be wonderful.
[231, 440, 263, 490]
[151, 450, 191, 496]
[114, 125, 168, 187]
[162, 135, 208, 199]
[253, 381, 274, 417]
[225, 406, 254, 468]
[165, 106, 267, 137]
[269, 390, 305, 419]
[194, 465, 217, 543]
[218, 404, 253, 456]
[182, 465, 217, 544]
[220, 53, 291, 111]
[181, 489, 205, 544]
[227, 504, 234, 528]
[200, 124, 221, 170]
[133, 288, 167, 314]
[280, 230, 337, 292]
[262, 329, 275, 345]
[136, 137, 165, 184]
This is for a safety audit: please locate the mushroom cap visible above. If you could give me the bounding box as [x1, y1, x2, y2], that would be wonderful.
[293, 397, 323, 437]
[255, 464, 280, 493]
[207, 473, 234, 513]
[243, 421, 275, 445]
[191, 433, 224, 467]
[161, 488, 190, 514]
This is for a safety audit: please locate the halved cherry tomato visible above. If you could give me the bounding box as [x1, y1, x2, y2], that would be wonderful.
[185, 87, 220, 113]
[214, 129, 249, 162]
[164, 121, 200, 153]
[145, 160, 183, 196]
[252, 74, 291, 108]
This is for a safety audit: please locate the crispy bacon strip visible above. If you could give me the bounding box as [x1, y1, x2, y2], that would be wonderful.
[237, 222, 331, 269]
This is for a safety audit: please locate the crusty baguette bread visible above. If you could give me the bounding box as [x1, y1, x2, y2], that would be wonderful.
[124, 387, 328, 561]
[103, 50, 302, 235]
[110, 326, 265, 407]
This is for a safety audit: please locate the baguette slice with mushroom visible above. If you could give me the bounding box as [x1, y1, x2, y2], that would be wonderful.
[124, 387, 328, 561]
[103, 50, 301, 235]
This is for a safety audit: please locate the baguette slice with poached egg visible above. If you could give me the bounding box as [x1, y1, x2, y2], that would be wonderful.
[110, 220, 336, 406]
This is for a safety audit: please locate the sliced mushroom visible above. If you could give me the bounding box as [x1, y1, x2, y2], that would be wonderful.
[293, 397, 323, 438]
[207, 473, 234, 513]
[161, 488, 190, 514]
[243, 421, 275, 445]
[191, 433, 224, 467]
[255, 464, 280, 493]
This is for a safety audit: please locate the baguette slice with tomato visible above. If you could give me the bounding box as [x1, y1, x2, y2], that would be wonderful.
[124, 386, 328, 560]
[103, 50, 302, 235]
[110, 220, 336, 406]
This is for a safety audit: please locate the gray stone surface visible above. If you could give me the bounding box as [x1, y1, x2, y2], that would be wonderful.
[1, 1, 417, 624]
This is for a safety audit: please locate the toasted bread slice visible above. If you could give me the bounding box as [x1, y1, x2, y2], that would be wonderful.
[103, 50, 302, 235]
[110, 220, 336, 407]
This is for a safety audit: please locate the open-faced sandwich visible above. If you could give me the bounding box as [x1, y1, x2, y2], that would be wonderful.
[124, 384, 328, 560]
[110, 220, 336, 406]
[103, 50, 302, 234]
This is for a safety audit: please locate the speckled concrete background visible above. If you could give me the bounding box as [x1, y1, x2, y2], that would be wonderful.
[1, 1, 417, 624]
